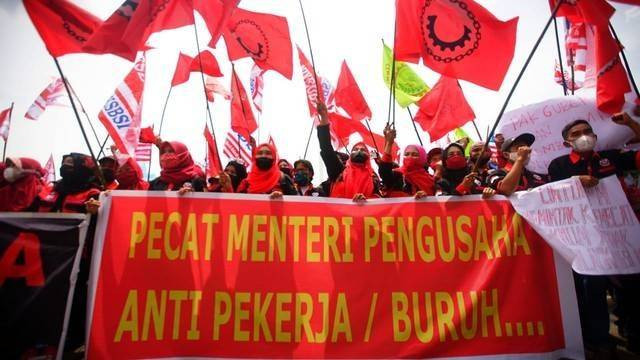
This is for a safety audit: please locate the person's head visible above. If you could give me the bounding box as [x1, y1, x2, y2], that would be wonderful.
[469, 142, 491, 167]
[443, 143, 468, 170]
[501, 133, 535, 164]
[293, 159, 314, 186]
[115, 160, 140, 188]
[350, 142, 370, 164]
[60, 153, 96, 185]
[224, 160, 247, 189]
[254, 144, 276, 171]
[3, 158, 45, 184]
[402, 144, 427, 168]
[278, 159, 293, 177]
[159, 141, 192, 170]
[561, 120, 596, 153]
[98, 156, 118, 183]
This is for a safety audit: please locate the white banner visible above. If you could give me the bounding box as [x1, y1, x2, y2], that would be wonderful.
[497, 96, 637, 174]
[510, 176, 640, 275]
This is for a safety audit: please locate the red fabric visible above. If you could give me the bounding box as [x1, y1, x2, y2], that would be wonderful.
[550, 0, 615, 26]
[194, 0, 240, 46]
[330, 142, 375, 199]
[23, 0, 102, 57]
[394, 146, 435, 195]
[246, 143, 281, 194]
[335, 61, 372, 122]
[84, 0, 195, 61]
[116, 160, 148, 190]
[328, 113, 399, 159]
[204, 125, 223, 178]
[221, 7, 293, 79]
[395, 0, 518, 90]
[205, 76, 232, 102]
[0, 158, 45, 212]
[0, 106, 11, 141]
[230, 69, 258, 141]
[297, 46, 324, 117]
[414, 76, 475, 141]
[139, 126, 156, 144]
[172, 51, 223, 87]
[159, 141, 203, 185]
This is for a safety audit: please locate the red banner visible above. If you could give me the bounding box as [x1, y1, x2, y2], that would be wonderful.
[88, 192, 582, 359]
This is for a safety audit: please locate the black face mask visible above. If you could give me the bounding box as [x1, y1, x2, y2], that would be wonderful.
[228, 173, 240, 189]
[102, 168, 116, 183]
[350, 151, 368, 163]
[60, 165, 74, 180]
[256, 157, 274, 170]
[294, 171, 309, 186]
[280, 167, 292, 177]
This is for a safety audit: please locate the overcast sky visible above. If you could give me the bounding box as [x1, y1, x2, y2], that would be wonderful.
[1, 0, 638, 181]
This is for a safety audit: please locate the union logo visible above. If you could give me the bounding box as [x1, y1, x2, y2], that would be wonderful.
[230, 19, 269, 62]
[420, 0, 481, 63]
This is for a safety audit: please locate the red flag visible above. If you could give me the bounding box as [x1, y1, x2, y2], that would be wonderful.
[25, 78, 67, 121]
[139, 126, 157, 144]
[221, 8, 293, 79]
[329, 113, 399, 157]
[335, 61, 372, 122]
[84, 0, 195, 61]
[205, 76, 232, 102]
[0, 105, 12, 141]
[414, 76, 475, 141]
[395, 0, 518, 90]
[204, 125, 223, 178]
[550, 0, 615, 26]
[172, 51, 223, 87]
[230, 69, 257, 142]
[297, 46, 336, 116]
[194, 0, 240, 46]
[97, 55, 146, 167]
[23, 0, 102, 57]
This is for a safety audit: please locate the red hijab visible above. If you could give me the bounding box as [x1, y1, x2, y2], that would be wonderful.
[159, 141, 203, 185]
[247, 143, 282, 194]
[0, 158, 46, 212]
[331, 142, 375, 198]
[395, 144, 434, 194]
[117, 159, 149, 190]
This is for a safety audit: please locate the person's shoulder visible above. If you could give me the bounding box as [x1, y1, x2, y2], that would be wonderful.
[548, 154, 570, 168]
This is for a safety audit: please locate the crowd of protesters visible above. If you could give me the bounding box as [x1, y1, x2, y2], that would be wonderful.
[2, 103, 640, 358]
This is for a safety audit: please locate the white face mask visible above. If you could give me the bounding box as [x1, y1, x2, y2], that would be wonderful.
[3, 167, 22, 183]
[572, 135, 596, 152]
[508, 152, 530, 165]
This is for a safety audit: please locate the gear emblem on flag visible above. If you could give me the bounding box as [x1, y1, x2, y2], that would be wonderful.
[230, 19, 269, 61]
[420, 0, 482, 63]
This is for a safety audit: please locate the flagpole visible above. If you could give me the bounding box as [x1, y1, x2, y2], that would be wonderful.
[553, 17, 568, 96]
[52, 56, 106, 187]
[565, 19, 576, 96]
[2, 102, 13, 162]
[192, 22, 223, 169]
[302, 124, 314, 159]
[157, 86, 173, 137]
[471, 119, 483, 142]
[474, 0, 564, 172]
[384, 14, 399, 127]
[97, 135, 110, 159]
[406, 108, 424, 146]
[609, 22, 640, 100]
[67, 80, 103, 151]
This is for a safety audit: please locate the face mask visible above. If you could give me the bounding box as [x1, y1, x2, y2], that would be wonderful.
[228, 173, 240, 188]
[508, 152, 519, 162]
[429, 162, 439, 171]
[294, 171, 309, 186]
[60, 165, 74, 179]
[571, 135, 596, 152]
[403, 157, 421, 169]
[102, 168, 116, 183]
[160, 153, 180, 169]
[446, 155, 467, 170]
[350, 151, 368, 163]
[256, 157, 274, 170]
[280, 167, 292, 177]
[116, 166, 138, 187]
[3, 167, 22, 183]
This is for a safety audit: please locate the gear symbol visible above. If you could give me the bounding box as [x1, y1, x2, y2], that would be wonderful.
[426, 15, 472, 51]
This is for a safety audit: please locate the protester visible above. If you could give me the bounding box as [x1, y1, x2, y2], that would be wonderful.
[278, 159, 294, 178]
[210, 160, 247, 193]
[436, 142, 495, 198]
[486, 133, 547, 195]
[0, 161, 7, 188]
[237, 142, 296, 197]
[149, 141, 206, 192]
[115, 160, 149, 190]
[98, 156, 119, 190]
[0, 157, 46, 211]
[292, 159, 324, 196]
[548, 113, 640, 355]
[38, 153, 101, 213]
[378, 125, 434, 198]
[316, 103, 377, 201]
[426, 147, 442, 175]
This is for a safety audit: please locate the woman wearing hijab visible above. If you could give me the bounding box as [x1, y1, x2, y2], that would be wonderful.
[115, 159, 149, 190]
[209, 160, 248, 193]
[278, 159, 294, 178]
[378, 126, 435, 198]
[38, 153, 101, 213]
[316, 103, 377, 201]
[237, 143, 296, 197]
[436, 143, 495, 198]
[149, 141, 206, 192]
[98, 156, 119, 190]
[0, 158, 47, 211]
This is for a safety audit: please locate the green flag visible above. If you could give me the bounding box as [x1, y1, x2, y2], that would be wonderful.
[452, 128, 473, 156]
[382, 44, 430, 107]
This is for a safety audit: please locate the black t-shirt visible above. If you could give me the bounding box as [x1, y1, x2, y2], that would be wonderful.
[487, 167, 548, 192]
[548, 149, 639, 182]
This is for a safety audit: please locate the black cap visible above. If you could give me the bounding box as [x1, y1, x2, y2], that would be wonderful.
[501, 133, 535, 152]
[561, 119, 591, 140]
